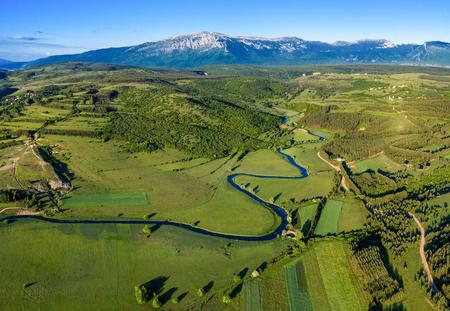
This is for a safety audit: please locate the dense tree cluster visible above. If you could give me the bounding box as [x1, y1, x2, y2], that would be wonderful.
[103, 87, 281, 157]
[350, 235, 403, 304]
[365, 201, 418, 257]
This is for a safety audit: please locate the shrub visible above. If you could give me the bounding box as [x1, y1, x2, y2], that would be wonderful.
[222, 295, 232, 304]
[134, 285, 149, 305]
[197, 288, 205, 297]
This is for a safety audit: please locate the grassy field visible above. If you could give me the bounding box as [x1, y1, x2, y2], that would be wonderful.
[16, 104, 72, 121]
[242, 279, 262, 311]
[234, 146, 335, 207]
[352, 153, 403, 173]
[338, 198, 368, 232]
[235, 149, 299, 176]
[315, 199, 343, 236]
[299, 241, 368, 311]
[296, 203, 318, 235]
[63, 191, 148, 208]
[38, 135, 277, 235]
[283, 260, 313, 311]
[0, 219, 287, 310]
[392, 246, 434, 311]
[46, 115, 108, 132]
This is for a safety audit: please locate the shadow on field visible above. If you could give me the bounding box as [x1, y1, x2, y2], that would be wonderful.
[238, 267, 248, 278]
[257, 261, 268, 273]
[177, 291, 188, 302]
[151, 224, 161, 233]
[147, 212, 157, 219]
[229, 283, 243, 298]
[143, 276, 169, 296]
[160, 287, 178, 305]
[202, 281, 214, 294]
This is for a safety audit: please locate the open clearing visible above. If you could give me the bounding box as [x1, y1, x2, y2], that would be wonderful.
[315, 199, 343, 235]
[338, 198, 368, 232]
[353, 153, 403, 173]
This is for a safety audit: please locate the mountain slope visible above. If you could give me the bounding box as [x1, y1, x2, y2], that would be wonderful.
[24, 32, 450, 68]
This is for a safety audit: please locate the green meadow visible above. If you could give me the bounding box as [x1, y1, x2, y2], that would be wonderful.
[315, 199, 343, 236]
[0, 219, 287, 310]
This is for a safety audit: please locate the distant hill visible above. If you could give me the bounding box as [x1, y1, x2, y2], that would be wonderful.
[18, 32, 450, 68]
[0, 59, 13, 66]
[0, 59, 27, 70]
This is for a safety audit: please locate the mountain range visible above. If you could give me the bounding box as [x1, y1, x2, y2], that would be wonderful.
[6, 32, 450, 69]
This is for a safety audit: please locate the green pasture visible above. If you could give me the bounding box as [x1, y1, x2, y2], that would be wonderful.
[46, 116, 108, 132]
[168, 179, 278, 236]
[285, 145, 333, 173]
[338, 198, 368, 232]
[259, 260, 289, 311]
[39, 135, 277, 235]
[16, 104, 71, 121]
[242, 279, 262, 311]
[235, 172, 334, 208]
[63, 191, 148, 208]
[296, 204, 318, 235]
[0, 121, 43, 131]
[422, 144, 444, 153]
[299, 241, 367, 311]
[427, 192, 450, 206]
[283, 260, 313, 311]
[392, 246, 434, 311]
[292, 129, 319, 143]
[234, 146, 334, 206]
[353, 153, 403, 173]
[315, 199, 343, 236]
[235, 149, 298, 176]
[0, 219, 286, 310]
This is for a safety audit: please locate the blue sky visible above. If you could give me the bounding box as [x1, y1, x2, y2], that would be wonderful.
[1, 0, 449, 61]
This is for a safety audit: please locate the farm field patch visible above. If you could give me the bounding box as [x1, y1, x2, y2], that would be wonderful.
[63, 191, 148, 207]
[300, 241, 367, 311]
[315, 199, 343, 235]
[242, 279, 262, 311]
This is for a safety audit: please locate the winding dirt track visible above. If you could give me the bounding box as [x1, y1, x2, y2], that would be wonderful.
[316, 151, 349, 192]
[0, 207, 21, 214]
[408, 212, 439, 293]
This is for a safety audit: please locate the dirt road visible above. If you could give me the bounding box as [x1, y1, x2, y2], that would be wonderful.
[317, 151, 349, 192]
[0, 207, 21, 214]
[409, 212, 439, 293]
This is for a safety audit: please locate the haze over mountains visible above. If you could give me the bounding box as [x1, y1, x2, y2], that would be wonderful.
[4, 32, 450, 69]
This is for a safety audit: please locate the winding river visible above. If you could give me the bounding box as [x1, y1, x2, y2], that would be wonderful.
[1, 130, 326, 241]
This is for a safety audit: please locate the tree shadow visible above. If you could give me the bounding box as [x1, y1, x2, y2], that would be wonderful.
[202, 281, 214, 294]
[159, 287, 178, 305]
[291, 208, 299, 227]
[273, 192, 283, 202]
[143, 276, 169, 296]
[147, 212, 157, 219]
[177, 291, 188, 302]
[301, 219, 312, 236]
[151, 224, 161, 233]
[257, 261, 268, 273]
[238, 267, 248, 279]
[229, 283, 243, 298]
